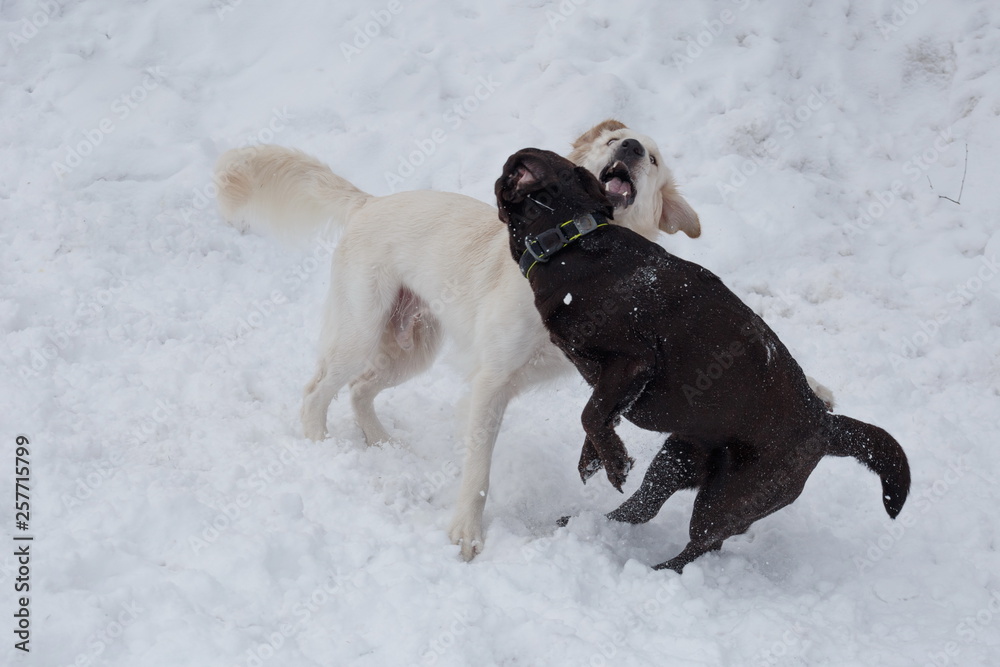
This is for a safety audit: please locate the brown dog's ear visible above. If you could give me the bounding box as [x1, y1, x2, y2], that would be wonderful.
[575, 166, 614, 219]
[659, 180, 701, 238]
[567, 119, 628, 164]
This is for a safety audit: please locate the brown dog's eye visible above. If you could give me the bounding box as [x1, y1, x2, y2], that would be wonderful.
[650, 155, 658, 166]
[607, 138, 618, 146]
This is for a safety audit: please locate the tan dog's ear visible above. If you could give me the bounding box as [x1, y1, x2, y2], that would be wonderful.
[659, 181, 701, 238]
[567, 119, 628, 164]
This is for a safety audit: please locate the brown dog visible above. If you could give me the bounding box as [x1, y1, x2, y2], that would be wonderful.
[494, 148, 910, 572]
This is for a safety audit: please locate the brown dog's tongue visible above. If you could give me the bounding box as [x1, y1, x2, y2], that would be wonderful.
[605, 177, 631, 197]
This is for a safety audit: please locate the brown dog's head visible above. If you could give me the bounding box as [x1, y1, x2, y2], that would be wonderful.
[569, 119, 700, 240]
[495, 148, 613, 232]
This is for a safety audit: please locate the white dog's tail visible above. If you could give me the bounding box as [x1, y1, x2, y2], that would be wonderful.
[214, 145, 371, 238]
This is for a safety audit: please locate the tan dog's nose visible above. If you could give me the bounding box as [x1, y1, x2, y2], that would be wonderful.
[618, 138, 645, 158]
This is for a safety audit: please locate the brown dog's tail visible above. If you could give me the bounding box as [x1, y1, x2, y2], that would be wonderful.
[824, 414, 910, 518]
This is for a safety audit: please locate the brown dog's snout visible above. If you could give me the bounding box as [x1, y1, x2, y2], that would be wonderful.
[497, 150, 552, 205]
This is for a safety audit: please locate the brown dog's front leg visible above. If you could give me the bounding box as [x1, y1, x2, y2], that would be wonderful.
[579, 356, 652, 492]
[578, 437, 603, 483]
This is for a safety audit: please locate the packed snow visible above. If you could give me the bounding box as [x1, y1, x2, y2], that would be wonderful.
[2, 0, 999, 665]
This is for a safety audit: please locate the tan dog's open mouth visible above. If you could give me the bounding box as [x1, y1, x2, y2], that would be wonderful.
[599, 160, 636, 208]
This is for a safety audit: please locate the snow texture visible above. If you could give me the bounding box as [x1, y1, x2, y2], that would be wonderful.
[2, 1, 1000, 665]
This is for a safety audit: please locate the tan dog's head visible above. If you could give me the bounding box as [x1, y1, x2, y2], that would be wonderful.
[568, 120, 700, 240]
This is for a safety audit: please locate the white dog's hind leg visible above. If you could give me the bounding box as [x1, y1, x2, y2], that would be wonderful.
[349, 363, 400, 445]
[301, 276, 396, 441]
[301, 346, 374, 441]
[349, 311, 443, 445]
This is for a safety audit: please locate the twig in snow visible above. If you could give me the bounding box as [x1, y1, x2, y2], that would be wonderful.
[938, 143, 968, 205]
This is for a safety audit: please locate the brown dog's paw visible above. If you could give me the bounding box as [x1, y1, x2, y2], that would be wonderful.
[604, 454, 634, 493]
[578, 439, 633, 491]
[652, 559, 684, 573]
[578, 455, 604, 483]
[578, 439, 604, 483]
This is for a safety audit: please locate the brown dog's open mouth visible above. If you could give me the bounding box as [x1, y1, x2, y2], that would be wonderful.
[600, 161, 636, 208]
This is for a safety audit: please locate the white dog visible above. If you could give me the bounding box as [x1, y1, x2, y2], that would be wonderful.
[214, 120, 703, 559]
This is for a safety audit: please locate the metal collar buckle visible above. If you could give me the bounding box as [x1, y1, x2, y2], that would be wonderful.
[525, 227, 567, 263]
[571, 213, 598, 236]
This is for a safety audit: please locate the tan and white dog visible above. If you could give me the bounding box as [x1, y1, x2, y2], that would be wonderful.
[214, 120, 702, 559]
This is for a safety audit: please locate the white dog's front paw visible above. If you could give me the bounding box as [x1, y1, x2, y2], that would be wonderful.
[301, 412, 328, 442]
[302, 425, 326, 442]
[301, 401, 329, 441]
[448, 515, 484, 561]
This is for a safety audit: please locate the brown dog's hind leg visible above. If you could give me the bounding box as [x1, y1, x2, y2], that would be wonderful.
[655, 486, 743, 573]
[607, 437, 706, 524]
[655, 540, 722, 573]
[657, 452, 806, 572]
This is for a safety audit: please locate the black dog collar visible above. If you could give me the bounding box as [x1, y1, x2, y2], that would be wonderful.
[518, 213, 609, 278]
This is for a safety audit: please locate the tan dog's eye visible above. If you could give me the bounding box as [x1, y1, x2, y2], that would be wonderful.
[607, 138, 618, 146]
[650, 155, 658, 166]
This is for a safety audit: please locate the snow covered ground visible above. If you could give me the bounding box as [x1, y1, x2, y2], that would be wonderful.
[2, 0, 999, 664]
